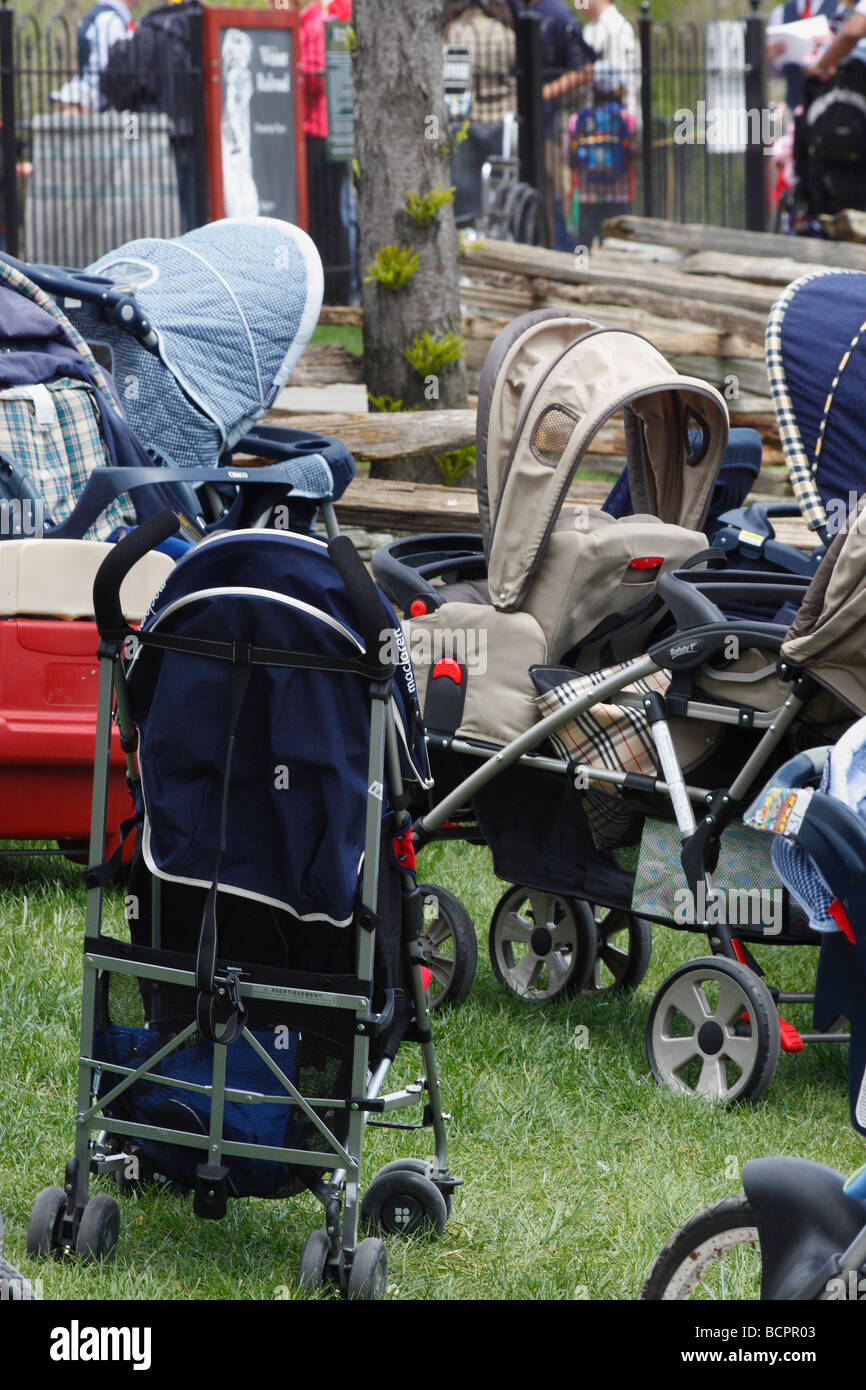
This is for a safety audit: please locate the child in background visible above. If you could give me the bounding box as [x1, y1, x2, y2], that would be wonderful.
[568, 62, 635, 252]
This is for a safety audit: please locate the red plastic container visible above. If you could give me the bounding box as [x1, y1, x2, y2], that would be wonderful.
[0, 618, 132, 859]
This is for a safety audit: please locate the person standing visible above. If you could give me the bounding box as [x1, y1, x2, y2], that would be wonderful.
[100, 0, 203, 234]
[806, 0, 866, 78]
[51, 0, 136, 112]
[768, 0, 841, 110]
[298, 0, 356, 304]
[532, 0, 597, 249]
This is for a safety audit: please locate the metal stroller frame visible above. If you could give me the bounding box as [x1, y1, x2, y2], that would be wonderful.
[411, 547, 865, 1103]
[26, 515, 455, 1299]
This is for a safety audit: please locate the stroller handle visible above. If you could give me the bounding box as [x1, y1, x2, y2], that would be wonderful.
[93, 509, 180, 640]
[328, 534, 396, 674]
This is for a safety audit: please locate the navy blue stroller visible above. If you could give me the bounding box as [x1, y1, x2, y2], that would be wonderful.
[25, 518, 460, 1299]
[713, 269, 866, 594]
[642, 718, 866, 1300]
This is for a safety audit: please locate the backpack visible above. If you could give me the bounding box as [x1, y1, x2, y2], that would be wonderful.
[570, 102, 631, 184]
[807, 85, 866, 168]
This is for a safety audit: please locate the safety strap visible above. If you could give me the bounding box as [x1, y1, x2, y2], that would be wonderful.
[194, 655, 253, 1046]
[83, 809, 140, 889]
[131, 627, 382, 680]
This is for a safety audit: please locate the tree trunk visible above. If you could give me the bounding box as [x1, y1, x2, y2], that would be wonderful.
[354, 0, 467, 412]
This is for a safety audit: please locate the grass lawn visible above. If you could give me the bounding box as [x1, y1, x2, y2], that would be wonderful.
[0, 839, 860, 1301]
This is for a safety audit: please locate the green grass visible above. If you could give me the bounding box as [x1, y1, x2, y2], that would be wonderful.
[0, 842, 861, 1301]
[310, 325, 363, 357]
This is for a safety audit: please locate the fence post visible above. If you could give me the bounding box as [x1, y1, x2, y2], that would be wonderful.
[189, 2, 209, 227]
[638, 0, 654, 220]
[744, 0, 768, 233]
[0, 0, 18, 256]
[515, 4, 546, 205]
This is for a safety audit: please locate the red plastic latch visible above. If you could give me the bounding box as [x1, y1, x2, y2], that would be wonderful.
[731, 937, 747, 966]
[392, 829, 416, 872]
[830, 898, 856, 945]
[409, 599, 427, 618]
[779, 1017, 804, 1053]
[421, 966, 433, 992]
[431, 657, 463, 685]
[628, 556, 664, 570]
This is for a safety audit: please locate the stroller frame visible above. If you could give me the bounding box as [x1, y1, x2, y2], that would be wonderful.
[37, 515, 451, 1296]
[413, 564, 851, 1099]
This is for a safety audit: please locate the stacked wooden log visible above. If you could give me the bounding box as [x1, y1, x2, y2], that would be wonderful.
[459, 216, 866, 488]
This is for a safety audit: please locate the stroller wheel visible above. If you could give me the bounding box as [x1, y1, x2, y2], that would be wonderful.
[298, 1229, 334, 1293]
[488, 886, 598, 1004]
[26, 1186, 68, 1260]
[646, 957, 780, 1104]
[361, 1167, 448, 1238]
[75, 1194, 121, 1264]
[369, 1157, 452, 1217]
[416, 884, 478, 1009]
[347, 1237, 388, 1301]
[587, 908, 652, 995]
[640, 1195, 760, 1300]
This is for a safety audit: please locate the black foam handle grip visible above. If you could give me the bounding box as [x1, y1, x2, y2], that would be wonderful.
[328, 534, 394, 671]
[93, 508, 180, 640]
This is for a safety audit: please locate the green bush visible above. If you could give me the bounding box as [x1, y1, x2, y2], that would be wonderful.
[404, 329, 465, 377]
[363, 244, 420, 292]
[406, 182, 456, 227]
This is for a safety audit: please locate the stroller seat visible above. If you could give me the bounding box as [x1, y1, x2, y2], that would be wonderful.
[384, 310, 730, 747]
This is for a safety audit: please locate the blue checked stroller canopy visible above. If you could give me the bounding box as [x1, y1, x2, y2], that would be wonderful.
[67, 218, 324, 471]
[126, 530, 430, 927]
[767, 270, 866, 538]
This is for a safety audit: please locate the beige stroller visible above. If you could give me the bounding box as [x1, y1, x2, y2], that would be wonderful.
[373, 311, 865, 1104]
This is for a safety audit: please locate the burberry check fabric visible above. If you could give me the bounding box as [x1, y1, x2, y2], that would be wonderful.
[535, 663, 671, 848]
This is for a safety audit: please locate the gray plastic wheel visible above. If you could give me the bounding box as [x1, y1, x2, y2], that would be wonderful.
[646, 956, 780, 1103]
[587, 907, 652, 995]
[347, 1237, 388, 1301]
[641, 1195, 761, 1300]
[26, 1186, 67, 1260]
[75, 1193, 120, 1264]
[489, 886, 598, 1003]
[416, 884, 478, 1009]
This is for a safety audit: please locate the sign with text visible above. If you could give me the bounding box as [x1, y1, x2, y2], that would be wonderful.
[325, 19, 354, 163]
[202, 8, 308, 227]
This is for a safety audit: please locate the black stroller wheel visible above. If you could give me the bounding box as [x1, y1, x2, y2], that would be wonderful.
[416, 884, 478, 1009]
[75, 1194, 120, 1264]
[489, 886, 598, 1004]
[646, 957, 780, 1104]
[361, 1167, 448, 1238]
[347, 1237, 388, 1301]
[370, 1157, 452, 1217]
[586, 908, 652, 995]
[640, 1195, 760, 1300]
[26, 1186, 68, 1260]
[298, 1229, 333, 1293]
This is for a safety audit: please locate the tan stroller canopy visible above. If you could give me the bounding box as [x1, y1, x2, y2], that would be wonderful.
[475, 309, 731, 610]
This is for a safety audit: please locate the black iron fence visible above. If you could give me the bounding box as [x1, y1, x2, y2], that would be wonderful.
[0, 0, 353, 298]
[451, 0, 773, 250]
[1, 1, 774, 273]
